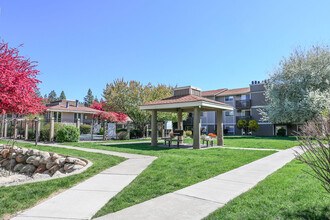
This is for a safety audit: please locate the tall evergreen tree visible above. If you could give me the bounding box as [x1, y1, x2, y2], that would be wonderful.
[84, 88, 94, 107]
[48, 90, 57, 102]
[94, 96, 99, 103]
[59, 91, 66, 100]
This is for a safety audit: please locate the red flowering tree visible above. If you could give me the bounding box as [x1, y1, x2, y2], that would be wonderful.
[0, 42, 45, 115]
[90, 100, 128, 122]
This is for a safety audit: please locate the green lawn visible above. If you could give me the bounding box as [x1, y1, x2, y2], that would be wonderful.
[0, 141, 124, 218]
[205, 158, 330, 220]
[184, 135, 299, 150]
[63, 141, 276, 218]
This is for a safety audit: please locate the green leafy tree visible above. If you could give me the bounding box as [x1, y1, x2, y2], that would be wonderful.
[84, 88, 94, 107]
[48, 90, 57, 102]
[103, 78, 186, 135]
[248, 120, 259, 132]
[237, 119, 248, 134]
[261, 45, 330, 124]
[59, 91, 66, 100]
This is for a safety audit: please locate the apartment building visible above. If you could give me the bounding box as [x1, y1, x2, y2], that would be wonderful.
[185, 80, 301, 136]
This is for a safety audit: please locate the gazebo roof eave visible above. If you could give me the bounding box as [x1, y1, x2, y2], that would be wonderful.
[139, 100, 233, 112]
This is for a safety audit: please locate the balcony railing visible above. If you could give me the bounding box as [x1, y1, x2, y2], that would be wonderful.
[235, 100, 251, 109]
[236, 116, 251, 122]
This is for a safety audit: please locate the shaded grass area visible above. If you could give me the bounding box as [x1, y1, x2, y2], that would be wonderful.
[0, 140, 125, 218]
[184, 135, 299, 150]
[64, 142, 276, 218]
[205, 159, 330, 220]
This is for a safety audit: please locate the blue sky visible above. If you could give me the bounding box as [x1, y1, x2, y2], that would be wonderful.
[1, 0, 329, 101]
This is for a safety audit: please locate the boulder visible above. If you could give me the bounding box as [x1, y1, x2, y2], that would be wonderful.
[46, 160, 53, 170]
[19, 164, 36, 174]
[67, 165, 84, 173]
[2, 149, 10, 158]
[34, 164, 47, 174]
[8, 158, 17, 170]
[65, 157, 76, 163]
[51, 153, 61, 161]
[54, 158, 66, 166]
[16, 154, 28, 163]
[74, 159, 87, 166]
[13, 163, 24, 172]
[26, 156, 36, 164]
[64, 163, 74, 172]
[39, 151, 50, 158]
[32, 156, 41, 167]
[49, 164, 60, 176]
[40, 156, 51, 165]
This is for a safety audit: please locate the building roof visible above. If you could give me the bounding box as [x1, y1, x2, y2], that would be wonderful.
[201, 88, 227, 96]
[140, 94, 233, 112]
[216, 87, 250, 96]
[46, 105, 102, 114]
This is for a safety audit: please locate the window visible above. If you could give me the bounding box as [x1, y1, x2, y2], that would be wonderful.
[53, 112, 61, 122]
[241, 94, 250, 100]
[225, 96, 234, 101]
[241, 110, 251, 117]
[224, 125, 235, 134]
[74, 113, 81, 121]
[225, 111, 234, 116]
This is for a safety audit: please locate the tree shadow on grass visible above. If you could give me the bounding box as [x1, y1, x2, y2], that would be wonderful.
[99, 143, 174, 152]
[224, 136, 297, 141]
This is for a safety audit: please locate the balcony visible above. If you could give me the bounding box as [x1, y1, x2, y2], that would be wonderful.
[236, 116, 251, 122]
[235, 100, 251, 109]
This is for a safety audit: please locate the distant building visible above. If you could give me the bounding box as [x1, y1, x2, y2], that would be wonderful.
[45, 100, 100, 125]
[184, 81, 302, 136]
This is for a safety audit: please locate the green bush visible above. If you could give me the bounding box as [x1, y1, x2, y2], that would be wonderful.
[277, 128, 286, 136]
[117, 128, 127, 133]
[56, 125, 80, 142]
[80, 124, 91, 134]
[98, 127, 104, 135]
[130, 129, 143, 138]
[248, 120, 259, 132]
[185, 130, 192, 138]
[28, 129, 36, 140]
[40, 123, 63, 141]
[118, 131, 129, 140]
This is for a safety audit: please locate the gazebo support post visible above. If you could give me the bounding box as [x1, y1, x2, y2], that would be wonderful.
[217, 110, 224, 146]
[151, 110, 158, 146]
[177, 108, 183, 144]
[193, 107, 201, 149]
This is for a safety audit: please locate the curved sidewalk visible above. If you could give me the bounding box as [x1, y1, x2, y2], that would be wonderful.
[11, 142, 157, 220]
[96, 146, 302, 220]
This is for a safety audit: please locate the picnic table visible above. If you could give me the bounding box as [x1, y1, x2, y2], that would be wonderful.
[201, 135, 216, 147]
[161, 130, 183, 148]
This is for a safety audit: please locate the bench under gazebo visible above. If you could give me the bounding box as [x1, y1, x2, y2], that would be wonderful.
[140, 86, 233, 149]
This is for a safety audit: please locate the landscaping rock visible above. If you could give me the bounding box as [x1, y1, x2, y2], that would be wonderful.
[34, 164, 47, 174]
[20, 164, 36, 175]
[26, 156, 36, 164]
[13, 163, 24, 172]
[16, 154, 28, 163]
[32, 156, 41, 167]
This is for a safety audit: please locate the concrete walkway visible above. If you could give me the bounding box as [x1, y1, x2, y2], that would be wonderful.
[11, 142, 157, 220]
[96, 146, 302, 220]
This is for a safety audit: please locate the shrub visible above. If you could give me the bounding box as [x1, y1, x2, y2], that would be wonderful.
[80, 124, 91, 134]
[117, 128, 127, 133]
[56, 125, 80, 142]
[28, 129, 36, 140]
[248, 120, 259, 132]
[40, 123, 63, 141]
[98, 127, 104, 135]
[277, 127, 286, 136]
[185, 130, 192, 138]
[295, 113, 330, 193]
[237, 119, 248, 134]
[130, 129, 143, 138]
[118, 131, 129, 140]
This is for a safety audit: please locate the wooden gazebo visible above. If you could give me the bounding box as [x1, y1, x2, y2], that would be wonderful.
[140, 86, 233, 149]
